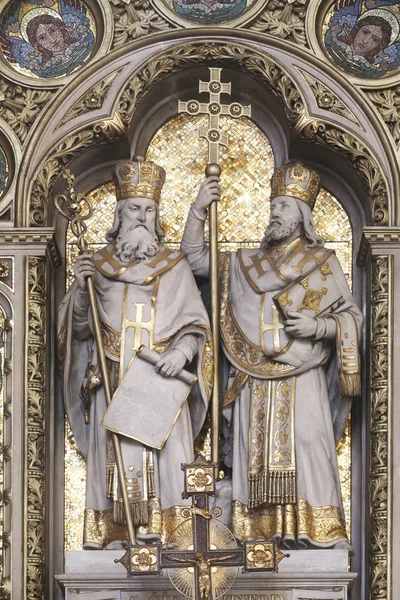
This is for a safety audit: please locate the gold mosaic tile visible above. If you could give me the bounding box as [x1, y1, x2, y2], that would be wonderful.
[65, 114, 353, 551]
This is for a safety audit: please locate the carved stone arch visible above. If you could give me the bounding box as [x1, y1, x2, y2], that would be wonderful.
[14, 30, 398, 229]
[0, 122, 22, 221]
[20, 28, 393, 600]
[128, 65, 290, 168]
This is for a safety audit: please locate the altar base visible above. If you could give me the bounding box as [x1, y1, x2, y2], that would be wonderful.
[56, 550, 356, 600]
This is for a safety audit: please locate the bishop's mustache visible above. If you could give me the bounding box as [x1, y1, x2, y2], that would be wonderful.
[128, 222, 150, 232]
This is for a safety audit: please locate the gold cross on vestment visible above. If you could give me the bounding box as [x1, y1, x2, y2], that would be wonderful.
[124, 302, 154, 352]
[245, 253, 269, 279]
[292, 247, 324, 274]
[178, 68, 251, 164]
[262, 305, 284, 353]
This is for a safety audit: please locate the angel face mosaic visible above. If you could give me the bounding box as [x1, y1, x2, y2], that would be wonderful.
[323, 0, 400, 79]
[159, 0, 257, 25]
[0, 0, 96, 79]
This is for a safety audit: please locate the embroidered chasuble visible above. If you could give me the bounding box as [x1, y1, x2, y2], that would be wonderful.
[58, 244, 212, 548]
[181, 205, 362, 549]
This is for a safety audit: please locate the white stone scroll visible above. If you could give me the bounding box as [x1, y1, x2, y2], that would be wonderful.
[101, 346, 197, 450]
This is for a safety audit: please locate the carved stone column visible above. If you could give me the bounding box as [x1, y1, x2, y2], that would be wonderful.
[0, 229, 58, 600]
[360, 227, 400, 600]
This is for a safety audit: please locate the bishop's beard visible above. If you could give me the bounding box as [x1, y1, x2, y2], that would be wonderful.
[261, 216, 301, 249]
[115, 222, 160, 262]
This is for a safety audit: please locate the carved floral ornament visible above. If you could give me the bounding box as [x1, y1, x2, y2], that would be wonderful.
[21, 40, 393, 229]
[110, 0, 309, 48]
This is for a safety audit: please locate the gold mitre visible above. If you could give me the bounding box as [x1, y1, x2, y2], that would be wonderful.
[113, 159, 166, 203]
[270, 162, 320, 209]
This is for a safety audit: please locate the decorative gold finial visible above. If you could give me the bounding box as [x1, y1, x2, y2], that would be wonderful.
[205, 163, 221, 177]
[54, 170, 93, 253]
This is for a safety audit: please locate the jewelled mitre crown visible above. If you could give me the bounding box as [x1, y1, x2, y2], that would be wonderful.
[270, 162, 320, 209]
[113, 159, 166, 203]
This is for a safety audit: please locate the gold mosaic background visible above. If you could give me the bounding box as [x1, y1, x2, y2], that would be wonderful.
[65, 114, 352, 551]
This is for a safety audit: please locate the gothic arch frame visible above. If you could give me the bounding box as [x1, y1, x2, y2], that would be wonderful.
[14, 30, 394, 600]
[13, 29, 399, 227]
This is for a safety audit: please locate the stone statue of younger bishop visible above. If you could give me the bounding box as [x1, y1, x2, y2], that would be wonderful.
[58, 159, 212, 548]
[181, 161, 362, 550]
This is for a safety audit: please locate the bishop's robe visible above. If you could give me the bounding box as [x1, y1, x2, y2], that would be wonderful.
[58, 244, 212, 548]
[181, 204, 362, 549]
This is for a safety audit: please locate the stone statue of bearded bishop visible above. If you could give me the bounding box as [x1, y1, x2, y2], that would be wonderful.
[58, 159, 212, 548]
[181, 162, 362, 549]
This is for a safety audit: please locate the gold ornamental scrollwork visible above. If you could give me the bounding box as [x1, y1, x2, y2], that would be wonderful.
[111, 0, 173, 50]
[60, 69, 123, 126]
[28, 42, 390, 227]
[369, 255, 392, 600]
[366, 87, 400, 152]
[299, 69, 359, 125]
[249, 0, 309, 46]
[25, 257, 47, 600]
[297, 119, 389, 226]
[0, 76, 55, 144]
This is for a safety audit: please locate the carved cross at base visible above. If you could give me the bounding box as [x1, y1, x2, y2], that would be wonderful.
[116, 455, 289, 600]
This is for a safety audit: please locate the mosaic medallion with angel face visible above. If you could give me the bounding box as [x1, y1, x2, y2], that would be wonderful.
[323, 0, 400, 79]
[0, 0, 96, 79]
[154, 0, 260, 26]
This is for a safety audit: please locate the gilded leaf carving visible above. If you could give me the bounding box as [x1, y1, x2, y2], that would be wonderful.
[369, 255, 391, 600]
[367, 87, 400, 151]
[300, 69, 359, 124]
[111, 0, 172, 50]
[0, 77, 54, 144]
[26, 257, 47, 600]
[249, 0, 308, 46]
[60, 69, 123, 126]
[298, 122, 388, 225]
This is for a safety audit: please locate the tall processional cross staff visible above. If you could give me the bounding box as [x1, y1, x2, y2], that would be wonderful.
[178, 68, 251, 471]
[54, 172, 137, 546]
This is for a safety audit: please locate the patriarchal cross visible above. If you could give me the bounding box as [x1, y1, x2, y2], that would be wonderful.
[179, 67, 252, 473]
[178, 67, 251, 164]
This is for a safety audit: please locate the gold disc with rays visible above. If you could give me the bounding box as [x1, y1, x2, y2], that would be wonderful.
[166, 517, 239, 600]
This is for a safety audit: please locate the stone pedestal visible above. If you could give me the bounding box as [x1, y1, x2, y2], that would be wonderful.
[56, 550, 357, 600]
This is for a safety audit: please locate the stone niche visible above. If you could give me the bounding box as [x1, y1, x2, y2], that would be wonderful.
[57, 549, 356, 600]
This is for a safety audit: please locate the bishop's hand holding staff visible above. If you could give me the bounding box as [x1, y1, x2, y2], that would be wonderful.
[181, 161, 362, 550]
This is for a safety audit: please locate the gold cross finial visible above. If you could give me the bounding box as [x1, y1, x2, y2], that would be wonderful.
[178, 68, 251, 167]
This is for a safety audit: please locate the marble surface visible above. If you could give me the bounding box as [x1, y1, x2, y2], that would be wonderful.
[57, 550, 357, 600]
[65, 549, 350, 574]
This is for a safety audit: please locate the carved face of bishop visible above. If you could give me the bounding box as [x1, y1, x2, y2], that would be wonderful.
[263, 196, 303, 244]
[115, 196, 160, 262]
